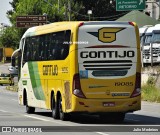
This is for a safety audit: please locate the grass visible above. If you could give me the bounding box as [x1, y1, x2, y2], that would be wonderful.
[142, 85, 160, 103]
[141, 66, 160, 103]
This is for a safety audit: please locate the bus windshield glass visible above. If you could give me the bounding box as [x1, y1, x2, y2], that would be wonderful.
[152, 33, 160, 43]
[144, 35, 152, 45]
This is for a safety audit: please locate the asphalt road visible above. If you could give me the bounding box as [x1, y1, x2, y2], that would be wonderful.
[0, 63, 160, 134]
[0, 87, 160, 135]
[0, 63, 10, 74]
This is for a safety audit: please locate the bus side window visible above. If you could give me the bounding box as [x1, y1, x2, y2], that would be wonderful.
[44, 43, 48, 60]
[52, 49, 56, 60]
[65, 30, 71, 43]
[49, 34, 56, 60]
[61, 30, 71, 59]
[33, 51, 37, 61]
[55, 31, 65, 60]
[32, 36, 39, 61]
[39, 35, 45, 61]
[47, 34, 53, 60]
[47, 50, 51, 60]
[28, 46, 32, 61]
[39, 51, 44, 61]
[26, 51, 30, 61]
[22, 38, 29, 66]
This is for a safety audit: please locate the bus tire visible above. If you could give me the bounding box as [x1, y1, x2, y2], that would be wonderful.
[25, 94, 35, 114]
[26, 105, 35, 114]
[58, 96, 69, 121]
[52, 95, 59, 119]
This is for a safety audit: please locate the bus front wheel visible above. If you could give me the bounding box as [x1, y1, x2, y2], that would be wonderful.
[25, 94, 35, 114]
[26, 105, 35, 114]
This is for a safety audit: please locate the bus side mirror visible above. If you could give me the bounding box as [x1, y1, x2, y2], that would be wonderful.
[11, 57, 15, 67]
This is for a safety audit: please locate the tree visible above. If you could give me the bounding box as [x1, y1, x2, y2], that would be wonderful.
[0, 0, 84, 49]
[7, 0, 19, 24]
[8, 0, 83, 24]
[1, 0, 128, 49]
[75, 0, 128, 21]
[1, 0, 81, 48]
[0, 27, 19, 49]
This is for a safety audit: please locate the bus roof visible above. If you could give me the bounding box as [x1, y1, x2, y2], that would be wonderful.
[139, 27, 148, 34]
[154, 24, 160, 28]
[22, 21, 80, 38]
[153, 24, 160, 30]
[145, 26, 155, 34]
[22, 21, 136, 39]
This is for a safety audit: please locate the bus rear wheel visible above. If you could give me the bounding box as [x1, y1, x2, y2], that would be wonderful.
[52, 95, 59, 119]
[58, 96, 69, 121]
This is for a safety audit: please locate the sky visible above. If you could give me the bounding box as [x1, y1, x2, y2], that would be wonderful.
[0, 0, 12, 25]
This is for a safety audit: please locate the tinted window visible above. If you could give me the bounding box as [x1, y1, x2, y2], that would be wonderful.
[23, 30, 71, 62]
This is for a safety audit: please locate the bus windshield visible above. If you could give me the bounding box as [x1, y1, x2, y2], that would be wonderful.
[144, 35, 152, 45]
[152, 33, 160, 43]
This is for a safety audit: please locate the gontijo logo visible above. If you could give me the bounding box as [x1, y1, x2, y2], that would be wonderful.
[98, 27, 125, 43]
[88, 27, 125, 43]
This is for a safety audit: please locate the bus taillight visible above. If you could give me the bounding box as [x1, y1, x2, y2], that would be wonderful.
[130, 72, 141, 98]
[78, 22, 84, 27]
[128, 22, 135, 26]
[72, 73, 86, 98]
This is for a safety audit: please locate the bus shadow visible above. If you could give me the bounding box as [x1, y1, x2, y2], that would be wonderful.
[35, 111, 52, 118]
[34, 112, 160, 125]
[124, 113, 160, 125]
[69, 113, 160, 125]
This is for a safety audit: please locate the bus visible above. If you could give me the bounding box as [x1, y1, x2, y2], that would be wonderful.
[143, 26, 155, 64]
[139, 25, 152, 45]
[139, 25, 152, 67]
[11, 21, 141, 122]
[150, 24, 160, 64]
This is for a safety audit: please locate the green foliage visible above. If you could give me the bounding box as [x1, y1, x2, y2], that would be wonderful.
[0, 27, 20, 49]
[0, 0, 128, 49]
[147, 76, 156, 86]
[0, 0, 84, 49]
[77, 0, 128, 21]
[142, 85, 160, 103]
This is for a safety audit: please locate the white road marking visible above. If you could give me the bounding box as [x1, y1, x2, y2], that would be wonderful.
[11, 99, 18, 102]
[24, 115, 51, 121]
[0, 110, 8, 112]
[96, 132, 109, 135]
[23, 115, 73, 126]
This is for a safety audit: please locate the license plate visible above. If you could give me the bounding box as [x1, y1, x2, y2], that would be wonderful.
[103, 102, 115, 107]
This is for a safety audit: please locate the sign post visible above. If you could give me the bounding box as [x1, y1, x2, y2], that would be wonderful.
[116, 0, 145, 11]
[16, 15, 47, 28]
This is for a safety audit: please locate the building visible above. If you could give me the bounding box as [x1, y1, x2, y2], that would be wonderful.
[145, 0, 160, 20]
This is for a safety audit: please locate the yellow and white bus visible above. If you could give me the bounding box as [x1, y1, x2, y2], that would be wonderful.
[12, 21, 141, 122]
